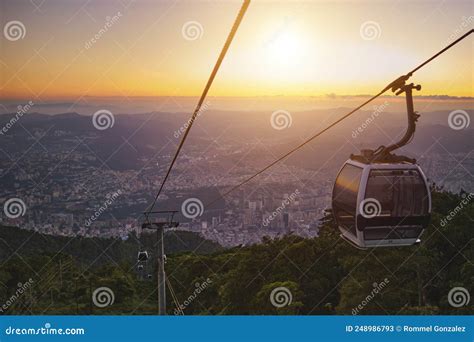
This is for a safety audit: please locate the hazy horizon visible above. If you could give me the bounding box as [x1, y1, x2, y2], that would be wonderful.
[1, 94, 473, 116]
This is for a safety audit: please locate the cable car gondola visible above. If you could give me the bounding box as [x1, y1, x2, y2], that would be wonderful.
[137, 251, 149, 262]
[332, 81, 431, 248]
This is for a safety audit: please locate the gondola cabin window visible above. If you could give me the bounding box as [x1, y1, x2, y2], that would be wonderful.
[364, 169, 429, 217]
[332, 164, 363, 236]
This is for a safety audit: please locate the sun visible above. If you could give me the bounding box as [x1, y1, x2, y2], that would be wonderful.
[257, 26, 312, 83]
[266, 29, 305, 66]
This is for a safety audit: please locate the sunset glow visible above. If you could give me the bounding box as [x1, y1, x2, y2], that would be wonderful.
[1, 0, 473, 100]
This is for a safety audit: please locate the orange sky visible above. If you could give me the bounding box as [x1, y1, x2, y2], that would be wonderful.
[1, 0, 473, 101]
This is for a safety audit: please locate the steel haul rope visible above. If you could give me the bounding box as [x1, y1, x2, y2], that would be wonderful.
[205, 29, 473, 208]
[145, 0, 251, 217]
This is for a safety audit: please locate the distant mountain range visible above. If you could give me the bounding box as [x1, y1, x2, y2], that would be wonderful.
[0, 108, 471, 172]
[1, 95, 472, 115]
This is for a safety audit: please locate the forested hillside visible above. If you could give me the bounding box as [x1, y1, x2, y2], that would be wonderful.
[0, 189, 472, 315]
[0, 226, 221, 263]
